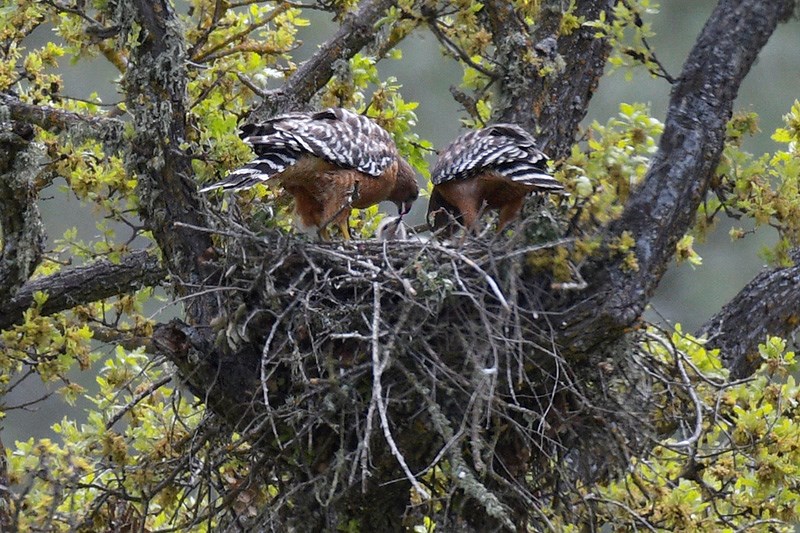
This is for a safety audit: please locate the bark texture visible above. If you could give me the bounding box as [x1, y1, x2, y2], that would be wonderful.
[698, 250, 800, 379]
[0, 250, 165, 331]
[485, 0, 616, 160]
[0, 125, 45, 306]
[0, 93, 122, 141]
[123, 0, 219, 325]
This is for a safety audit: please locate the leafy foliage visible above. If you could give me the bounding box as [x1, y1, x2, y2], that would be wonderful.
[531, 102, 663, 279]
[705, 103, 800, 266]
[585, 0, 671, 81]
[573, 334, 800, 532]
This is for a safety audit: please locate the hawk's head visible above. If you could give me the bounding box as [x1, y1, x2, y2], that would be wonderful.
[390, 157, 419, 217]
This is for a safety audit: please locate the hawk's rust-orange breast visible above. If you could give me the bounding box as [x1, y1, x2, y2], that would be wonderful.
[428, 124, 563, 233]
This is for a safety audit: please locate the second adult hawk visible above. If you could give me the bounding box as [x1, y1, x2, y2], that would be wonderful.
[201, 107, 419, 240]
[427, 124, 564, 234]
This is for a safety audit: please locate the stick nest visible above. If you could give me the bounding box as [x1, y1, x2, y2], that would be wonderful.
[183, 206, 697, 531]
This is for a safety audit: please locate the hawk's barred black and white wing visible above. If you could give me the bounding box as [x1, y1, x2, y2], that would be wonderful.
[200, 108, 397, 192]
[431, 124, 563, 191]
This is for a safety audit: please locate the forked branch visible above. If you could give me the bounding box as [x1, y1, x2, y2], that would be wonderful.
[554, 0, 796, 357]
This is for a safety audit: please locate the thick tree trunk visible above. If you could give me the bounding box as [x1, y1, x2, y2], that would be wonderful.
[0, 124, 45, 305]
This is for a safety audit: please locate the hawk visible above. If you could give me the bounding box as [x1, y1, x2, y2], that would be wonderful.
[427, 124, 564, 235]
[201, 107, 419, 240]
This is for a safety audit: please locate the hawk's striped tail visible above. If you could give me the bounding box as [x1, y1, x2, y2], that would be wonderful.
[199, 150, 298, 193]
[496, 160, 564, 191]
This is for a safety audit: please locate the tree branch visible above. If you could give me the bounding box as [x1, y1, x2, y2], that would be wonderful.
[554, 0, 796, 355]
[124, 0, 218, 325]
[484, 0, 615, 160]
[697, 250, 800, 379]
[0, 250, 166, 331]
[251, 0, 401, 117]
[532, 0, 616, 161]
[0, 93, 122, 140]
[0, 125, 46, 306]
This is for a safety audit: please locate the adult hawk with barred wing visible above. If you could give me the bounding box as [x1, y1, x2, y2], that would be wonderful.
[201, 107, 419, 240]
[427, 124, 564, 234]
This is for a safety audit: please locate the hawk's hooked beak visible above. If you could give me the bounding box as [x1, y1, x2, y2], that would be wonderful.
[396, 200, 414, 219]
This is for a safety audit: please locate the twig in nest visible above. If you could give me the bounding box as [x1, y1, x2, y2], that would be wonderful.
[370, 282, 430, 500]
[397, 362, 514, 529]
[381, 241, 417, 297]
[430, 242, 510, 311]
